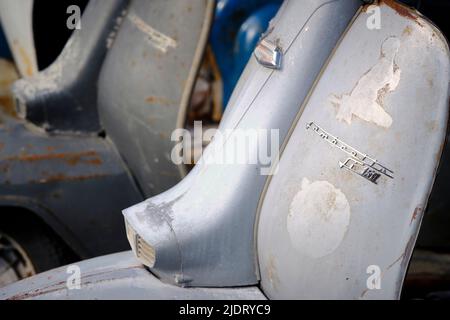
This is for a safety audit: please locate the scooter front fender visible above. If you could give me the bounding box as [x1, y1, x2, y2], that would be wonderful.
[0, 252, 265, 300]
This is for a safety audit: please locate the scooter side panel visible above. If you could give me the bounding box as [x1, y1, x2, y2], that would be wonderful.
[98, 0, 215, 196]
[257, 1, 450, 299]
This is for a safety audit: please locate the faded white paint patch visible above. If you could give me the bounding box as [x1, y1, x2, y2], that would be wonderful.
[287, 178, 350, 258]
[128, 12, 177, 53]
[330, 37, 401, 128]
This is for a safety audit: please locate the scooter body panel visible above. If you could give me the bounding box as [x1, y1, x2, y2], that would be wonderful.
[0, 0, 37, 78]
[256, 1, 450, 299]
[98, 0, 215, 196]
[0, 252, 265, 300]
[12, 0, 129, 132]
[123, 0, 361, 287]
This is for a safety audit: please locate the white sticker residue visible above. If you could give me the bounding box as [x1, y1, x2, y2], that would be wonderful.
[287, 178, 350, 258]
[128, 12, 177, 53]
[330, 37, 401, 128]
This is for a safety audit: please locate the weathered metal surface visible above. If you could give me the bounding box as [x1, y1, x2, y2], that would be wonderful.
[123, 0, 361, 287]
[13, 0, 129, 132]
[0, 114, 143, 258]
[256, 1, 450, 299]
[0, 0, 38, 78]
[98, 0, 215, 196]
[0, 0, 215, 270]
[0, 59, 19, 118]
[0, 251, 266, 300]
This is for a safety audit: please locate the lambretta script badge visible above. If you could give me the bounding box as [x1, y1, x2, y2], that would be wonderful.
[306, 122, 394, 184]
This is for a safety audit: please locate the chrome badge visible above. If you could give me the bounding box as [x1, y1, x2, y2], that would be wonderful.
[254, 38, 282, 70]
[306, 122, 394, 184]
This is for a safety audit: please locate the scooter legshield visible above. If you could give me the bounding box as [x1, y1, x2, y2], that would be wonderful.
[257, 1, 450, 300]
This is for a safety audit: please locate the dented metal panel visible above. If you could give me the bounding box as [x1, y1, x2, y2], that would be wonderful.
[98, 0, 215, 196]
[256, 1, 450, 299]
[0, 252, 266, 300]
[123, 0, 361, 287]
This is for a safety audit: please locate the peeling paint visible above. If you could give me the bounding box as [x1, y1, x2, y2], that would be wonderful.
[287, 178, 350, 258]
[128, 12, 177, 53]
[330, 37, 401, 128]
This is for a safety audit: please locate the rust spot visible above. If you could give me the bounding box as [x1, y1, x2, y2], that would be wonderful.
[0, 58, 19, 118]
[0, 96, 17, 117]
[387, 234, 417, 271]
[30, 173, 107, 184]
[410, 206, 423, 225]
[380, 0, 422, 26]
[12, 40, 35, 77]
[402, 25, 413, 36]
[145, 95, 176, 106]
[5, 151, 103, 166]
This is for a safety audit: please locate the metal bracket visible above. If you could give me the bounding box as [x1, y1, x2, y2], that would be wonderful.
[254, 38, 282, 70]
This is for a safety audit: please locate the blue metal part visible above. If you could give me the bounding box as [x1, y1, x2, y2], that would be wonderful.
[210, 0, 282, 108]
[0, 26, 12, 59]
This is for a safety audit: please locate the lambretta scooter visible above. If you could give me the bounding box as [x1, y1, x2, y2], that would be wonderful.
[1, 0, 449, 300]
[0, 0, 214, 286]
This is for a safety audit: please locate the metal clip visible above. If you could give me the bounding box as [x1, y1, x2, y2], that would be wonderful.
[254, 38, 282, 70]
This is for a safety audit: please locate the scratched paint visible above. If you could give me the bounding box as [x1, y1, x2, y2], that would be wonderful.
[127, 12, 177, 53]
[330, 37, 401, 128]
[287, 178, 350, 258]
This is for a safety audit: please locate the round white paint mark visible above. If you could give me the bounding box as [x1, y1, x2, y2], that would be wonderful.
[287, 178, 350, 258]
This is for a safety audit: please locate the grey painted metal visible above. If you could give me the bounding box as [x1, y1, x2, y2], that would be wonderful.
[98, 0, 215, 196]
[123, 0, 362, 287]
[0, 0, 38, 78]
[0, 251, 266, 300]
[13, 0, 129, 132]
[256, 2, 450, 299]
[0, 115, 143, 258]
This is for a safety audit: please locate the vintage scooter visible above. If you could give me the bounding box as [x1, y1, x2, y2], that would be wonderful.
[0, 0, 214, 285]
[1, 0, 449, 299]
